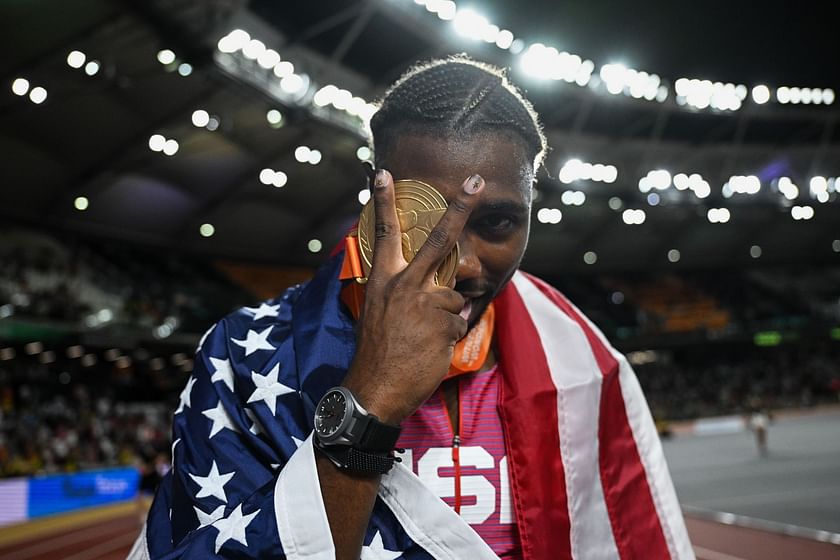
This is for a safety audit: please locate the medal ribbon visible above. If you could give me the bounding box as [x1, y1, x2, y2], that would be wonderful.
[339, 232, 494, 379]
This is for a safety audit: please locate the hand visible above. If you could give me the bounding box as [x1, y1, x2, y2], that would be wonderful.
[342, 169, 485, 424]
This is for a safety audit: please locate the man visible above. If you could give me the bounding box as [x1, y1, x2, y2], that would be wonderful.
[131, 56, 694, 559]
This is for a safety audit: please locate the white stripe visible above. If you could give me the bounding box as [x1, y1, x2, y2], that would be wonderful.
[563, 297, 696, 560]
[274, 433, 335, 559]
[379, 462, 499, 560]
[126, 522, 151, 560]
[512, 273, 620, 560]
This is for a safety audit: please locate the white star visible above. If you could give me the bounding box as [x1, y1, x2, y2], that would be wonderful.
[231, 326, 275, 356]
[243, 408, 264, 436]
[175, 377, 197, 415]
[212, 504, 260, 554]
[292, 436, 304, 448]
[242, 302, 280, 321]
[247, 364, 294, 415]
[202, 400, 240, 438]
[188, 460, 235, 503]
[197, 324, 215, 353]
[210, 357, 235, 392]
[194, 504, 225, 528]
[361, 530, 402, 560]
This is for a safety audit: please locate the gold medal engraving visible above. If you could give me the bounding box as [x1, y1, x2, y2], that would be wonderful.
[358, 179, 459, 286]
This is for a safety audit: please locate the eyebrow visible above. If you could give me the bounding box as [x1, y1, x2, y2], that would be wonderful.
[475, 200, 530, 215]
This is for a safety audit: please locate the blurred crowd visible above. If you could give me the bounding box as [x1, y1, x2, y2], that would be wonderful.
[637, 342, 840, 420]
[1, 226, 839, 478]
[0, 352, 181, 479]
[0, 227, 251, 334]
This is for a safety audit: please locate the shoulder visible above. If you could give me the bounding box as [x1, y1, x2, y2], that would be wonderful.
[505, 270, 618, 354]
[505, 270, 577, 315]
[192, 283, 310, 381]
[199, 283, 307, 345]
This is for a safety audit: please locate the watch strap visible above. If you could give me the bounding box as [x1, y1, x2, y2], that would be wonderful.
[356, 415, 402, 452]
[314, 439, 399, 475]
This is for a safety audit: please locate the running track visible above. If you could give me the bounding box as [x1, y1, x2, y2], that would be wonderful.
[1, 506, 838, 559]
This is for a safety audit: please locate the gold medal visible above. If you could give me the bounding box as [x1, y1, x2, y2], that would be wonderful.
[358, 179, 459, 287]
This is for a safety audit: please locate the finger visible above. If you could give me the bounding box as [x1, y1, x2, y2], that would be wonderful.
[410, 174, 485, 281]
[369, 169, 404, 273]
[419, 288, 465, 315]
[434, 309, 469, 343]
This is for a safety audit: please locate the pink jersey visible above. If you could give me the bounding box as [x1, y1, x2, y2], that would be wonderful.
[396, 365, 521, 558]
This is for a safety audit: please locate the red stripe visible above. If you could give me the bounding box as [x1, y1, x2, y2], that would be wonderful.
[495, 280, 572, 560]
[525, 273, 671, 560]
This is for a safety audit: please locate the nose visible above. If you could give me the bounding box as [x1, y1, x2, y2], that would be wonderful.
[455, 235, 481, 284]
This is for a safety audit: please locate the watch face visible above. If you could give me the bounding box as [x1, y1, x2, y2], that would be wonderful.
[315, 389, 348, 440]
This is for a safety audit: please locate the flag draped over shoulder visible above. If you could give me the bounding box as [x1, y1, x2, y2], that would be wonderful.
[130, 253, 694, 560]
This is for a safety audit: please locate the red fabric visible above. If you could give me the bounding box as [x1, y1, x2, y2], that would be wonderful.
[494, 282, 572, 560]
[525, 273, 672, 560]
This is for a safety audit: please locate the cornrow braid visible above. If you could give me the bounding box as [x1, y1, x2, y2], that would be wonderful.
[370, 55, 547, 172]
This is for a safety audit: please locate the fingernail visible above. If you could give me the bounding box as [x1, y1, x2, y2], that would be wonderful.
[374, 169, 388, 189]
[463, 174, 484, 194]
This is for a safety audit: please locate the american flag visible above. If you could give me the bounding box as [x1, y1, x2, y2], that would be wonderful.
[130, 254, 693, 559]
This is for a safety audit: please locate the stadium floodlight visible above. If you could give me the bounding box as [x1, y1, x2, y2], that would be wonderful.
[242, 39, 266, 60]
[157, 49, 176, 65]
[307, 150, 322, 165]
[272, 171, 288, 188]
[191, 109, 210, 128]
[777, 177, 799, 200]
[496, 29, 514, 49]
[148, 134, 166, 152]
[11, 77, 30, 96]
[280, 74, 305, 94]
[217, 29, 251, 53]
[29, 86, 47, 104]
[751, 85, 770, 104]
[308, 239, 323, 253]
[273, 61, 294, 79]
[163, 139, 179, 156]
[266, 109, 283, 125]
[294, 146, 311, 162]
[257, 49, 281, 70]
[84, 61, 100, 76]
[452, 9, 491, 40]
[600, 63, 628, 95]
[707, 208, 731, 223]
[536, 208, 562, 224]
[622, 209, 646, 225]
[67, 50, 86, 68]
[356, 146, 372, 161]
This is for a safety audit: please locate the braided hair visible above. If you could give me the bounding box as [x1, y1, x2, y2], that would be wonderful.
[370, 55, 547, 173]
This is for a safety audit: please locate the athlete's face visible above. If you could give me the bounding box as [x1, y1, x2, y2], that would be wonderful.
[383, 132, 534, 327]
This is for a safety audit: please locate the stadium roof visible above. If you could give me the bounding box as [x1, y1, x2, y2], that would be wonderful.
[2, 0, 839, 278]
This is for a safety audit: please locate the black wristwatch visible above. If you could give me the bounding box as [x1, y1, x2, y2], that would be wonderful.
[313, 386, 402, 475]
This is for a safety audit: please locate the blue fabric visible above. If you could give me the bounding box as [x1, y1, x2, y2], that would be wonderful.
[143, 254, 431, 558]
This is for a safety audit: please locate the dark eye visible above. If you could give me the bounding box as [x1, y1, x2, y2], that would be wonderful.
[475, 214, 518, 236]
